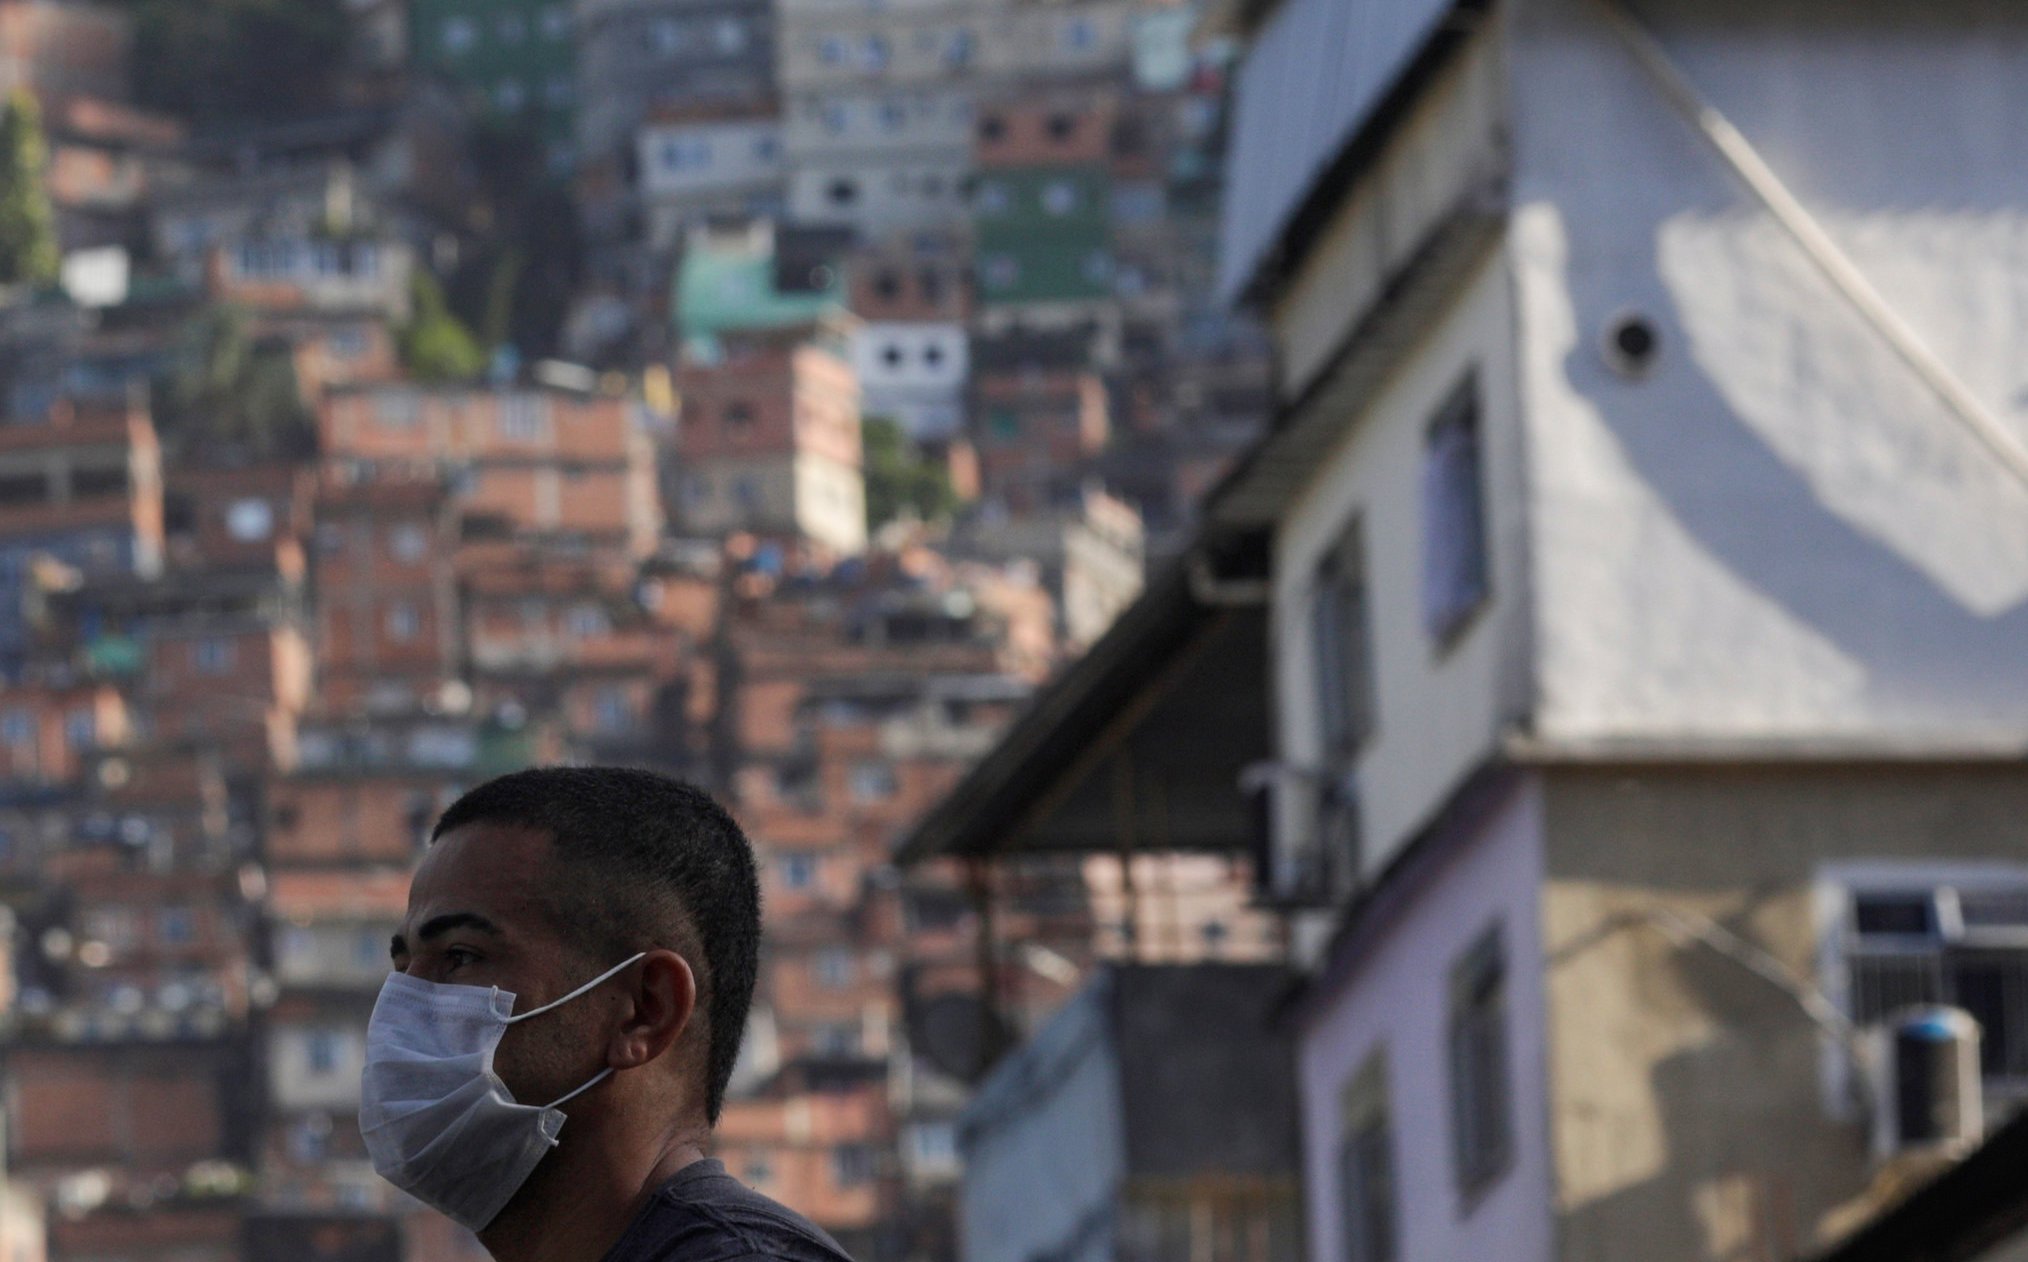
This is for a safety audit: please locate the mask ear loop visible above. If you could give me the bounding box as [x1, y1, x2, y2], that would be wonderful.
[543, 1065, 616, 1111]
[505, 951, 649, 1024]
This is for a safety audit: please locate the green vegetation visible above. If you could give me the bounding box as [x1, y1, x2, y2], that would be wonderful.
[399, 269, 486, 383]
[441, 125, 584, 363]
[864, 417, 959, 532]
[0, 90, 58, 288]
[126, 0, 349, 121]
[156, 306, 316, 461]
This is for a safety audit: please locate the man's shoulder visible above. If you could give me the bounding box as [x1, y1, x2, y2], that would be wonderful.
[601, 1160, 857, 1262]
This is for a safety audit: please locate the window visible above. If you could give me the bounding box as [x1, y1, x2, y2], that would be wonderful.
[734, 477, 761, 509]
[943, 29, 975, 68]
[385, 602, 422, 642]
[441, 16, 478, 55]
[500, 394, 548, 441]
[821, 102, 848, 135]
[753, 135, 779, 162]
[156, 906, 195, 946]
[815, 949, 854, 989]
[378, 392, 421, 428]
[1338, 1054, 1397, 1262]
[975, 180, 1009, 215]
[1046, 113, 1078, 142]
[878, 99, 908, 133]
[544, 76, 574, 107]
[389, 523, 429, 565]
[860, 34, 890, 72]
[593, 687, 631, 734]
[542, 5, 570, 38]
[1041, 179, 1081, 216]
[1448, 924, 1513, 1203]
[1844, 880, 2028, 1085]
[909, 1121, 958, 1168]
[832, 1144, 876, 1187]
[224, 497, 274, 543]
[1063, 16, 1097, 49]
[558, 604, 608, 640]
[63, 708, 94, 753]
[1421, 379, 1489, 644]
[1313, 520, 1375, 756]
[780, 853, 817, 891]
[881, 343, 905, 370]
[306, 1030, 341, 1076]
[815, 1023, 858, 1057]
[849, 761, 899, 803]
[1, 708, 31, 747]
[981, 255, 1019, 292]
[724, 401, 754, 431]
[819, 35, 848, 65]
[826, 178, 859, 207]
[495, 79, 528, 113]
[497, 14, 527, 43]
[653, 18, 686, 53]
[193, 638, 236, 676]
[713, 18, 748, 53]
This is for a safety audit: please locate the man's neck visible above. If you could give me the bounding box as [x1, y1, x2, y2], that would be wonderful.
[480, 1121, 709, 1262]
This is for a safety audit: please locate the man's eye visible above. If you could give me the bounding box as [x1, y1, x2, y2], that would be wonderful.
[444, 947, 480, 970]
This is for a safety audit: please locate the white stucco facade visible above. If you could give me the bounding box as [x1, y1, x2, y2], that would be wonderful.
[1509, 0, 2028, 744]
[1270, 249, 1528, 879]
[851, 321, 968, 439]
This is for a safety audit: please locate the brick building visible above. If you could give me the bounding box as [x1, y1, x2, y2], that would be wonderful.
[318, 382, 662, 557]
[671, 329, 867, 556]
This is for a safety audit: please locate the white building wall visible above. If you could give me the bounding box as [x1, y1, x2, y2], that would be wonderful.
[793, 451, 868, 554]
[789, 160, 972, 236]
[637, 117, 784, 202]
[1296, 779, 1554, 1262]
[852, 321, 968, 438]
[1271, 249, 1528, 877]
[1510, 0, 2028, 744]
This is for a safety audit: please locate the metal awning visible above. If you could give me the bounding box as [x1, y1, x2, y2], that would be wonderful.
[895, 554, 1271, 864]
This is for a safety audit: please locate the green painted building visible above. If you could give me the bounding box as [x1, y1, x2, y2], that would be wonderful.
[972, 166, 1115, 308]
[410, 0, 578, 149]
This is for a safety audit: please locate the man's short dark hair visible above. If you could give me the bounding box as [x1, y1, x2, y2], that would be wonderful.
[431, 766, 760, 1124]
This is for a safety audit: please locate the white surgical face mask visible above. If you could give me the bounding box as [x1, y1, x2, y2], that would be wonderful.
[358, 952, 647, 1232]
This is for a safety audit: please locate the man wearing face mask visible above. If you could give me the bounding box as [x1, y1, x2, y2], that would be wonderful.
[360, 766, 856, 1262]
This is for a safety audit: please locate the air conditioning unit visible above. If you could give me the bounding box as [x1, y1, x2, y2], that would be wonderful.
[1241, 762, 1359, 908]
[1871, 1006, 1983, 1160]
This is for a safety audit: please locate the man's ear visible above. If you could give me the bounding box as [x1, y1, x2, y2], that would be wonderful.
[610, 949, 696, 1070]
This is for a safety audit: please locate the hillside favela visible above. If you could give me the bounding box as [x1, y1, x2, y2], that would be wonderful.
[1, 1, 2028, 1262]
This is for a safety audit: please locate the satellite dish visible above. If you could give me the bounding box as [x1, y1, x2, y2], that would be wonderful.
[910, 992, 1010, 1085]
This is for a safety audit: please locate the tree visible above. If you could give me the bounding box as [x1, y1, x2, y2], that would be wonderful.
[127, 0, 348, 122]
[0, 90, 58, 288]
[156, 306, 316, 462]
[863, 417, 958, 532]
[399, 269, 486, 383]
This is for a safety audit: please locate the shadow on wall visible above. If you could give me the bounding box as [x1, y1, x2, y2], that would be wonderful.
[1555, 217, 2028, 723]
[1548, 890, 1871, 1262]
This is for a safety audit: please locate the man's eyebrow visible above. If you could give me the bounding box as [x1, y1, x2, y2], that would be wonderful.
[390, 912, 505, 960]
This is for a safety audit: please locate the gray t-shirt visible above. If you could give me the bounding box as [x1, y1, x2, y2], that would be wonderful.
[598, 1159, 857, 1262]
